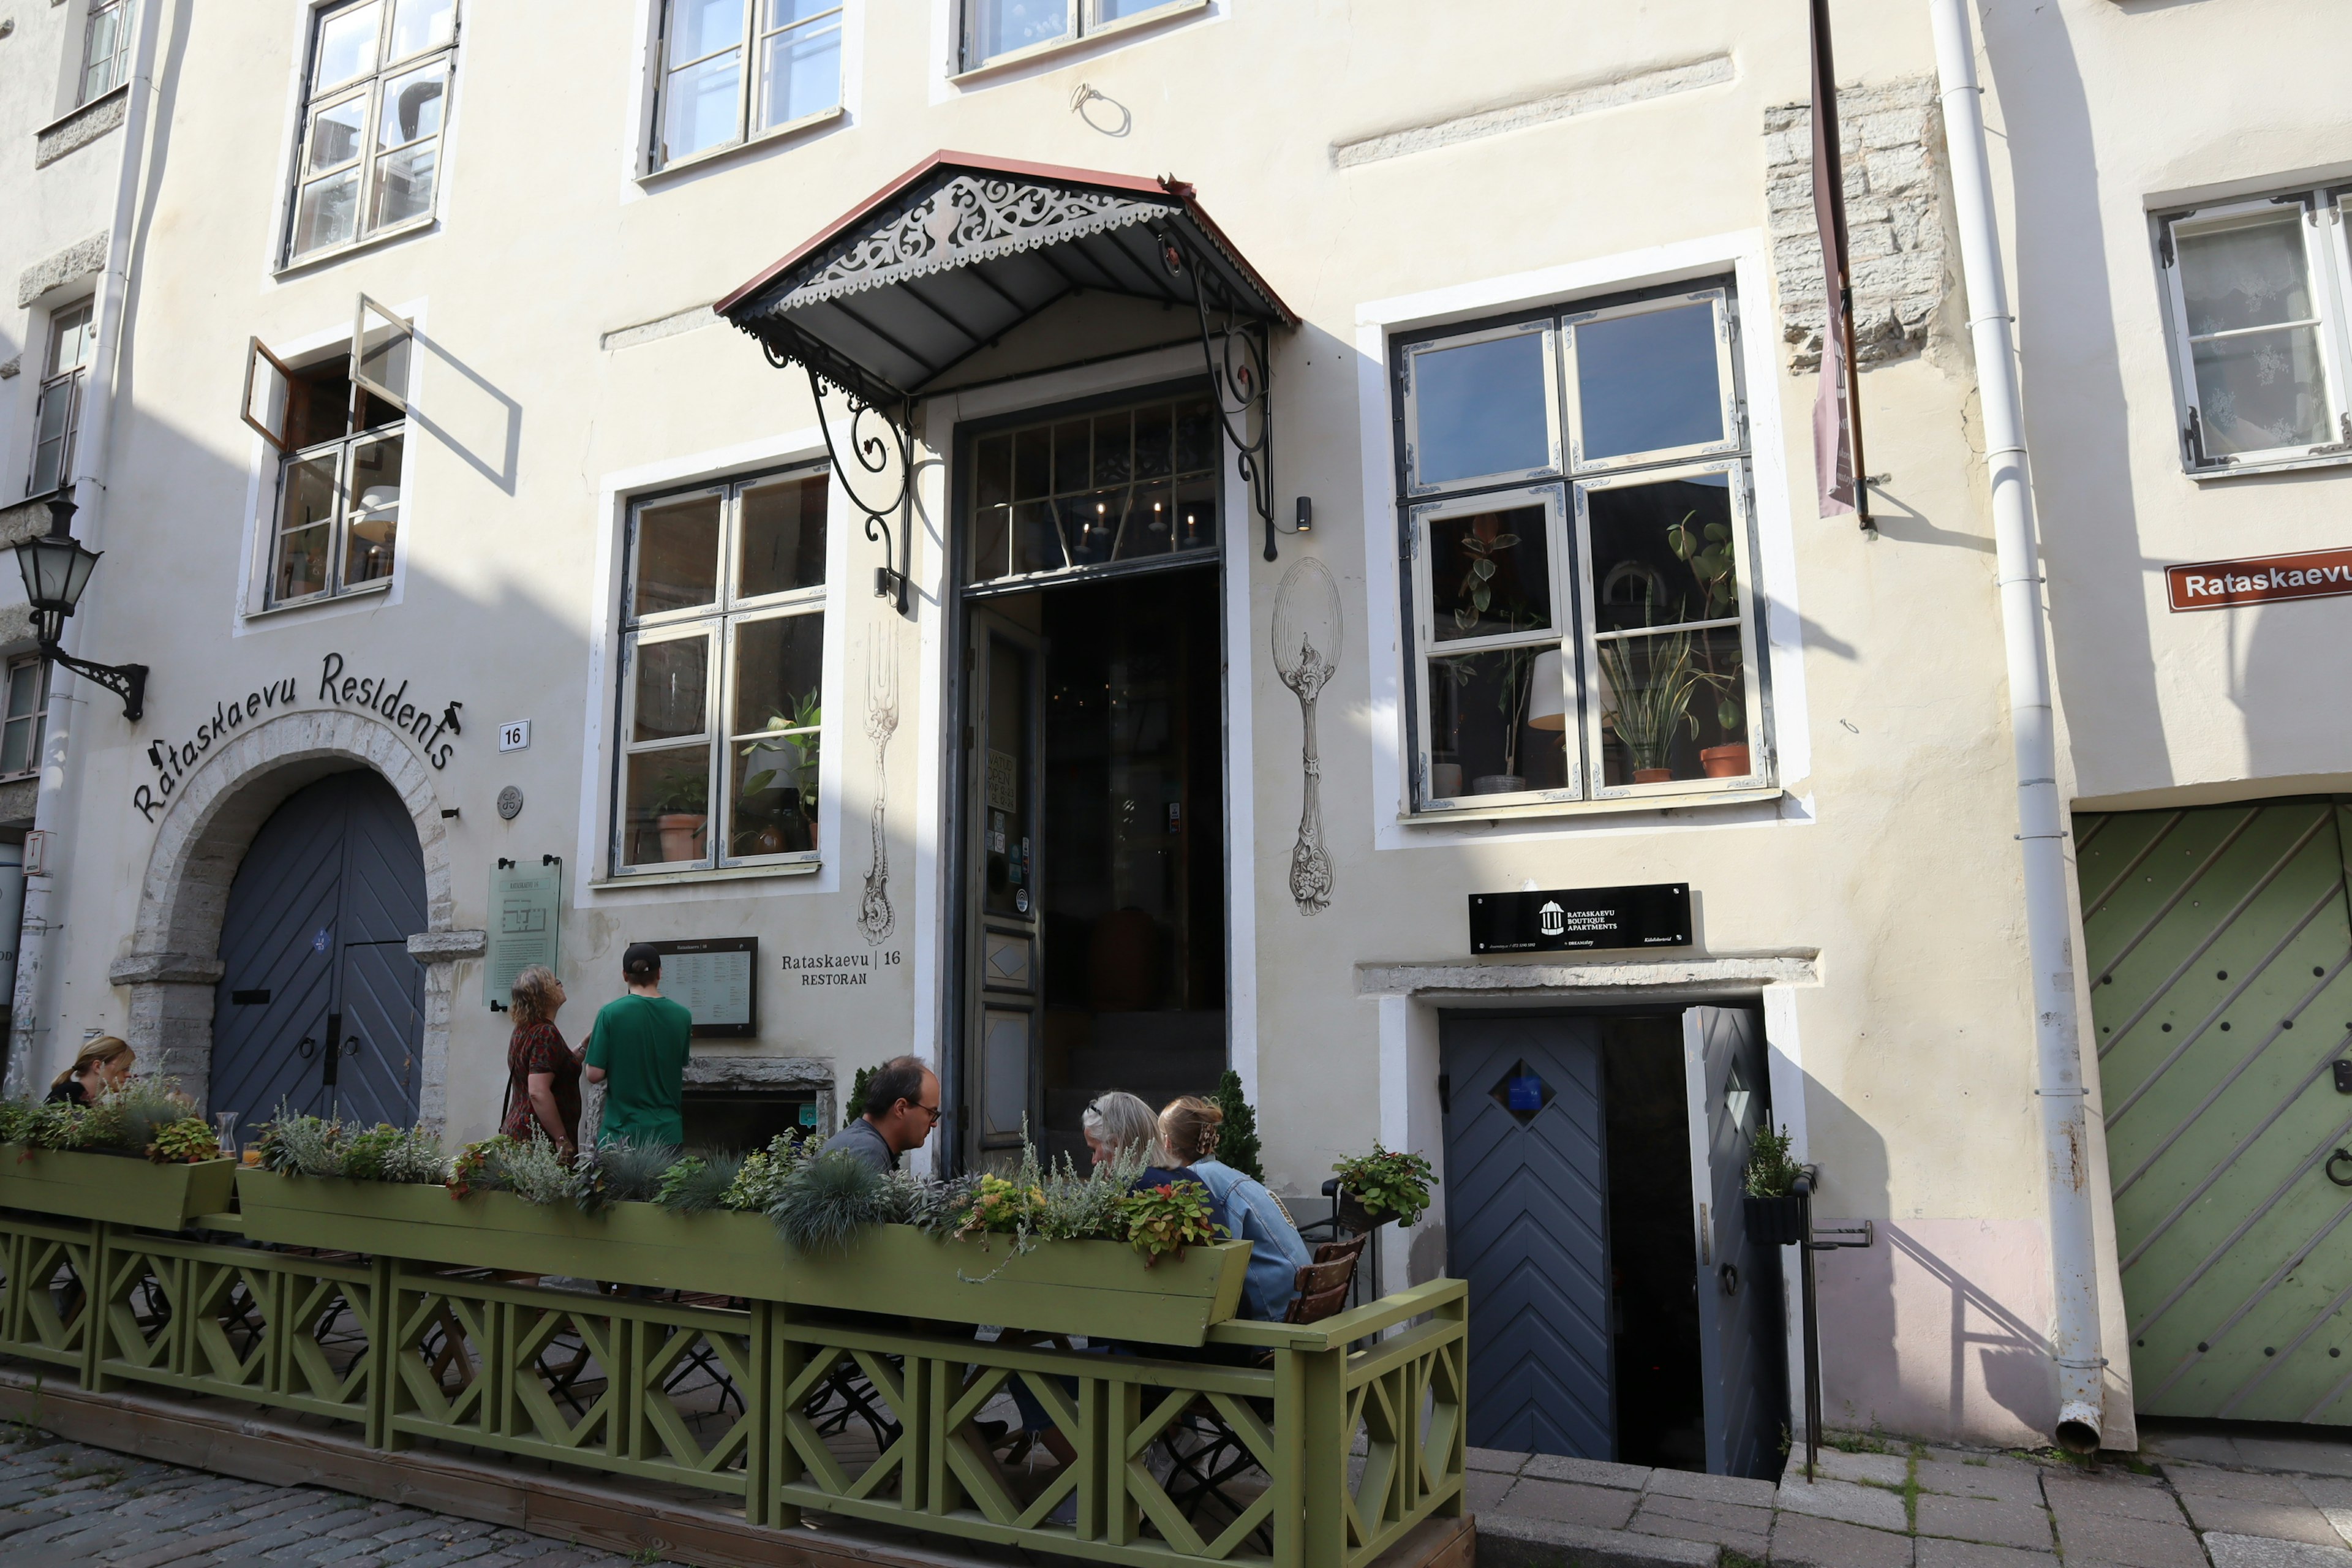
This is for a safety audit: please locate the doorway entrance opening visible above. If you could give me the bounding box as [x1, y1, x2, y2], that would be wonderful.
[1441, 1005, 1787, 1476]
[210, 769, 427, 1129]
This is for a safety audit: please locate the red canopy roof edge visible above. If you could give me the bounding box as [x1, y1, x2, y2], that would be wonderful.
[714, 149, 1295, 326]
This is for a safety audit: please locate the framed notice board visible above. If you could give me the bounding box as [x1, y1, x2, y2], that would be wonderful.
[647, 937, 758, 1038]
[484, 863, 562, 1005]
[1468, 884, 1691, 954]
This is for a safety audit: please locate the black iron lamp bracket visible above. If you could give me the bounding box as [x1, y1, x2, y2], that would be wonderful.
[775, 345, 918, 620]
[1153, 227, 1287, 562]
[42, 640, 146, 723]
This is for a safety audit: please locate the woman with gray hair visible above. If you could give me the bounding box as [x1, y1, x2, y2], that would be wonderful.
[1082, 1090, 1162, 1170]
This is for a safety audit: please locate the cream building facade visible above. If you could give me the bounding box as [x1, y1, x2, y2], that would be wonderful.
[14, 0, 2335, 1467]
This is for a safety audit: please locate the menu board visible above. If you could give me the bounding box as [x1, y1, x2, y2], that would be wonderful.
[484, 863, 562, 1005]
[646, 937, 758, 1037]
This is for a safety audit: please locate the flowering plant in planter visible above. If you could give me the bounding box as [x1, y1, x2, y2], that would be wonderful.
[1119, 1181, 1222, 1265]
[1332, 1144, 1439, 1228]
[0, 1080, 218, 1164]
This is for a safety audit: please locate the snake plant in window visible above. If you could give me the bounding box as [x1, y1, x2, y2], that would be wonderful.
[1597, 624, 1702, 778]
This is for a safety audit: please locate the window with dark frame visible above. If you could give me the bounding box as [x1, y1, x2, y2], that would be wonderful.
[964, 393, 1221, 587]
[1390, 281, 1770, 812]
[2162, 187, 2352, 472]
[25, 302, 96, 500]
[651, 0, 843, 170]
[243, 296, 412, 609]
[615, 467, 830, 875]
[961, 0, 1189, 72]
[285, 0, 457, 265]
[0, 658, 48, 780]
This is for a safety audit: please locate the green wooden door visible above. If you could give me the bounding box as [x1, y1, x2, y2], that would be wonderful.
[2077, 801, 2352, 1422]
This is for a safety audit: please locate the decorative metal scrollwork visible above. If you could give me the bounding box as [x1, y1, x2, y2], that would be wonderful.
[776, 346, 917, 619]
[1155, 228, 1286, 560]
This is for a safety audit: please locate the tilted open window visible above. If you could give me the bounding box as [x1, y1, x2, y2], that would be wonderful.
[244, 295, 412, 609]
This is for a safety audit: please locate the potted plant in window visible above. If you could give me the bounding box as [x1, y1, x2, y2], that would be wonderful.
[1667, 510, 1750, 779]
[650, 772, 708, 863]
[1448, 521, 1544, 796]
[1597, 625, 1700, 783]
[736, 689, 821, 854]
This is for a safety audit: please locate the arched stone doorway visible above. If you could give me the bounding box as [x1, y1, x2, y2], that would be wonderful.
[108, 709, 481, 1130]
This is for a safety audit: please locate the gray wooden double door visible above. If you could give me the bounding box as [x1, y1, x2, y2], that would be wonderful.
[210, 770, 427, 1128]
[1441, 1007, 1785, 1476]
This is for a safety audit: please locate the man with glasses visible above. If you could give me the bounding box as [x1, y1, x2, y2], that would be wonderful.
[820, 1055, 939, 1172]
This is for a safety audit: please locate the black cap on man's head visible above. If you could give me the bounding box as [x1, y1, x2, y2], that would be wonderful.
[622, 943, 662, 981]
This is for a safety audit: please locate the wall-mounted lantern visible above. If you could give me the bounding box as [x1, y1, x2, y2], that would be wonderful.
[14, 495, 146, 721]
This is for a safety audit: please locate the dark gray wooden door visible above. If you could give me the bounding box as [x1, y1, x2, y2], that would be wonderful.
[211, 771, 426, 1127]
[1682, 1005, 1787, 1477]
[1440, 1012, 1613, 1457]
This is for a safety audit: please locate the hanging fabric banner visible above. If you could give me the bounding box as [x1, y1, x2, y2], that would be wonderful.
[1809, 0, 1868, 524]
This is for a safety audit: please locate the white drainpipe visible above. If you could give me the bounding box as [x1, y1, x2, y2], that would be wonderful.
[2, 0, 164, 1098]
[1929, 0, 2105, 1452]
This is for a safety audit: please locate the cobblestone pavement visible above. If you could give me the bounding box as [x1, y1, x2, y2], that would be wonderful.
[0, 1427, 684, 1567]
[1474, 1432, 2352, 1568]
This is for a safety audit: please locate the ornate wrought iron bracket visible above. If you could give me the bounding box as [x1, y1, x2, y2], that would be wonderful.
[773, 345, 918, 619]
[1155, 228, 1287, 561]
[41, 637, 146, 722]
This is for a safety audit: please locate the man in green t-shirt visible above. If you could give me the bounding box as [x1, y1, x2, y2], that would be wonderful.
[582, 943, 693, 1145]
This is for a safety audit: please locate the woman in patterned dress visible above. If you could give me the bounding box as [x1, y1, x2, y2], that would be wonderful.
[499, 965, 582, 1153]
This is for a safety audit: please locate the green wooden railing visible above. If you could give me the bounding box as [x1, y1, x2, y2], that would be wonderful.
[0, 1210, 1466, 1568]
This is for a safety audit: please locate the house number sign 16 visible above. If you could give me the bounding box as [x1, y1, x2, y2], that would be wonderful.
[498, 721, 530, 752]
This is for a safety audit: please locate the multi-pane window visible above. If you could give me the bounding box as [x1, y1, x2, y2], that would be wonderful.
[243, 297, 412, 608]
[965, 395, 1219, 586]
[26, 303, 97, 499]
[1393, 282, 1769, 810]
[652, 0, 842, 170]
[0, 658, 48, 780]
[80, 0, 134, 104]
[2162, 189, 2352, 471]
[962, 0, 1186, 70]
[617, 469, 830, 873]
[286, 0, 456, 263]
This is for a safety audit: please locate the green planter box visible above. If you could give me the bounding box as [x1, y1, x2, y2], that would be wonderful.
[0, 1146, 238, 1230]
[235, 1170, 1251, 1345]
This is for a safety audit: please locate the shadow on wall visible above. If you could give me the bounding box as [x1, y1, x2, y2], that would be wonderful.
[1806, 1076, 2056, 1446]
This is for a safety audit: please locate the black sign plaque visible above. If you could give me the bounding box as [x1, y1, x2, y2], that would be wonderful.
[1468, 884, 1691, 954]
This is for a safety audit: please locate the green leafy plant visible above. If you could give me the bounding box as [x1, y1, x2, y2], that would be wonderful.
[958, 1172, 1046, 1238]
[1451, 518, 1522, 635]
[768, 1149, 891, 1253]
[1332, 1145, 1438, 1229]
[1597, 624, 1702, 774]
[1039, 1140, 1146, 1242]
[654, 1152, 743, 1215]
[575, 1139, 676, 1213]
[648, 771, 709, 816]
[23, 1099, 93, 1152]
[1744, 1124, 1802, 1199]
[1210, 1069, 1264, 1185]
[337, 1123, 446, 1185]
[145, 1118, 220, 1165]
[257, 1107, 345, 1177]
[739, 690, 823, 797]
[85, 1080, 196, 1158]
[1665, 508, 1746, 735]
[844, 1066, 876, 1122]
[0, 1099, 36, 1146]
[450, 1133, 574, 1205]
[1117, 1181, 1223, 1265]
[445, 1134, 513, 1199]
[902, 1172, 980, 1238]
[722, 1130, 811, 1212]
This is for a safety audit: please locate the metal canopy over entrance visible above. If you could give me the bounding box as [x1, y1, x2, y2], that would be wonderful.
[716, 153, 1300, 610]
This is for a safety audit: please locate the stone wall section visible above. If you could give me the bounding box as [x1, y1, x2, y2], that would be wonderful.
[1766, 77, 1953, 372]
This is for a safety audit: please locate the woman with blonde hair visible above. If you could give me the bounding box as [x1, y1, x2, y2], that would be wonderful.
[499, 966, 582, 1153]
[47, 1036, 134, 1106]
[1150, 1095, 1314, 1322]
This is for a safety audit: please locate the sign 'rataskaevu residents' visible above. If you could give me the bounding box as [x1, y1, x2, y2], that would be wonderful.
[2166, 546, 2352, 612]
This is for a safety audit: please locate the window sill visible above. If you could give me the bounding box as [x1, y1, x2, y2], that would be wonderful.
[639, 105, 847, 186]
[2187, 449, 2352, 483]
[274, 217, 439, 281]
[244, 580, 394, 621]
[1401, 785, 1785, 827]
[590, 858, 821, 890]
[951, 0, 1209, 85]
[33, 86, 127, 170]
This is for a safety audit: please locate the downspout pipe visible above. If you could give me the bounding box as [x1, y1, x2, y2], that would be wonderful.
[1929, 0, 2105, 1454]
[2, 0, 163, 1098]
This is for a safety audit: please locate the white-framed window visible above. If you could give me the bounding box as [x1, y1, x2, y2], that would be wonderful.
[2162, 187, 2352, 472]
[1392, 282, 1770, 812]
[961, 0, 1186, 72]
[615, 466, 830, 874]
[79, 0, 135, 104]
[0, 658, 48, 780]
[652, 0, 842, 169]
[25, 302, 97, 500]
[243, 296, 412, 608]
[284, 0, 458, 265]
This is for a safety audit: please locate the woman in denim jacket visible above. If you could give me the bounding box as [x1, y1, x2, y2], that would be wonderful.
[1148, 1096, 1314, 1322]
